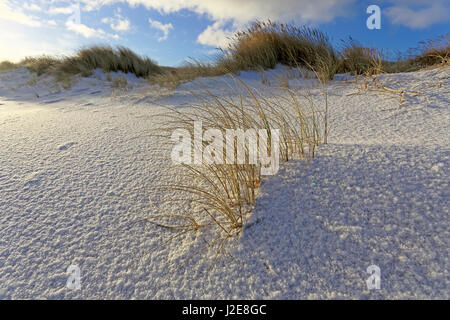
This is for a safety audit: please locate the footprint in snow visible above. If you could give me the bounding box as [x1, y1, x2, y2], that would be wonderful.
[43, 98, 65, 104]
[58, 142, 77, 151]
[23, 171, 42, 187]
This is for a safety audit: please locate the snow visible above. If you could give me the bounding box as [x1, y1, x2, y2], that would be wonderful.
[0, 65, 448, 299]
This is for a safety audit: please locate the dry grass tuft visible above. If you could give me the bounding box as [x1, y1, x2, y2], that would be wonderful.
[149, 73, 329, 268]
[413, 34, 449, 67]
[218, 21, 337, 80]
[111, 75, 128, 89]
[18, 46, 161, 81]
[339, 34, 450, 75]
[338, 38, 385, 75]
[149, 60, 228, 89]
[349, 74, 428, 109]
[0, 61, 17, 72]
[20, 56, 60, 76]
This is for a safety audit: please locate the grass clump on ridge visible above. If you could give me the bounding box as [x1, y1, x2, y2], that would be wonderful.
[20, 56, 60, 76]
[149, 60, 229, 89]
[218, 21, 337, 79]
[413, 34, 449, 67]
[337, 38, 384, 75]
[0, 61, 17, 72]
[19, 46, 161, 79]
[338, 34, 449, 75]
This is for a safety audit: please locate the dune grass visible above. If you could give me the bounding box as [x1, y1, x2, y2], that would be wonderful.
[337, 38, 385, 75]
[111, 75, 129, 90]
[149, 60, 229, 89]
[413, 34, 449, 67]
[218, 21, 337, 78]
[20, 56, 60, 76]
[14, 46, 162, 84]
[338, 34, 449, 75]
[150, 73, 328, 268]
[0, 61, 17, 72]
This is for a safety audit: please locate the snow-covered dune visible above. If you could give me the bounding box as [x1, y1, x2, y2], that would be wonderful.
[0, 66, 448, 299]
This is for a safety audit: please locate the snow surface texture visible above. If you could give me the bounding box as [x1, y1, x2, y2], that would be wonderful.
[0, 66, 448, 299]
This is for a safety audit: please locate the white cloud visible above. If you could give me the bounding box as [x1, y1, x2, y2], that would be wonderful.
[48, 4, 78, 15]
[0, 1, 42, 27]
[101, 12, 131, 32]
[65, 20, 120, 39]
[23, 3, 42, 12]
[111, 18, 130, 31]
[65, 20, 105, 38]
[385, 0, 450, 29]
[148, 18, 173, 41]
[197, 21, 234, 48]
[102, 17, 131, 31]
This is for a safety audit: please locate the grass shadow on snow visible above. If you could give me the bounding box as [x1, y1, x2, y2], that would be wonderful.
[233, 143, 448, 299]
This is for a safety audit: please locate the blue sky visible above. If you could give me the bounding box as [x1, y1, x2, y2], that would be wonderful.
[1, 0, 449, 66]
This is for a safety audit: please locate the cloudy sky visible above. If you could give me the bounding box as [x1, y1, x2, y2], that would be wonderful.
[1, 0, 449, 66]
